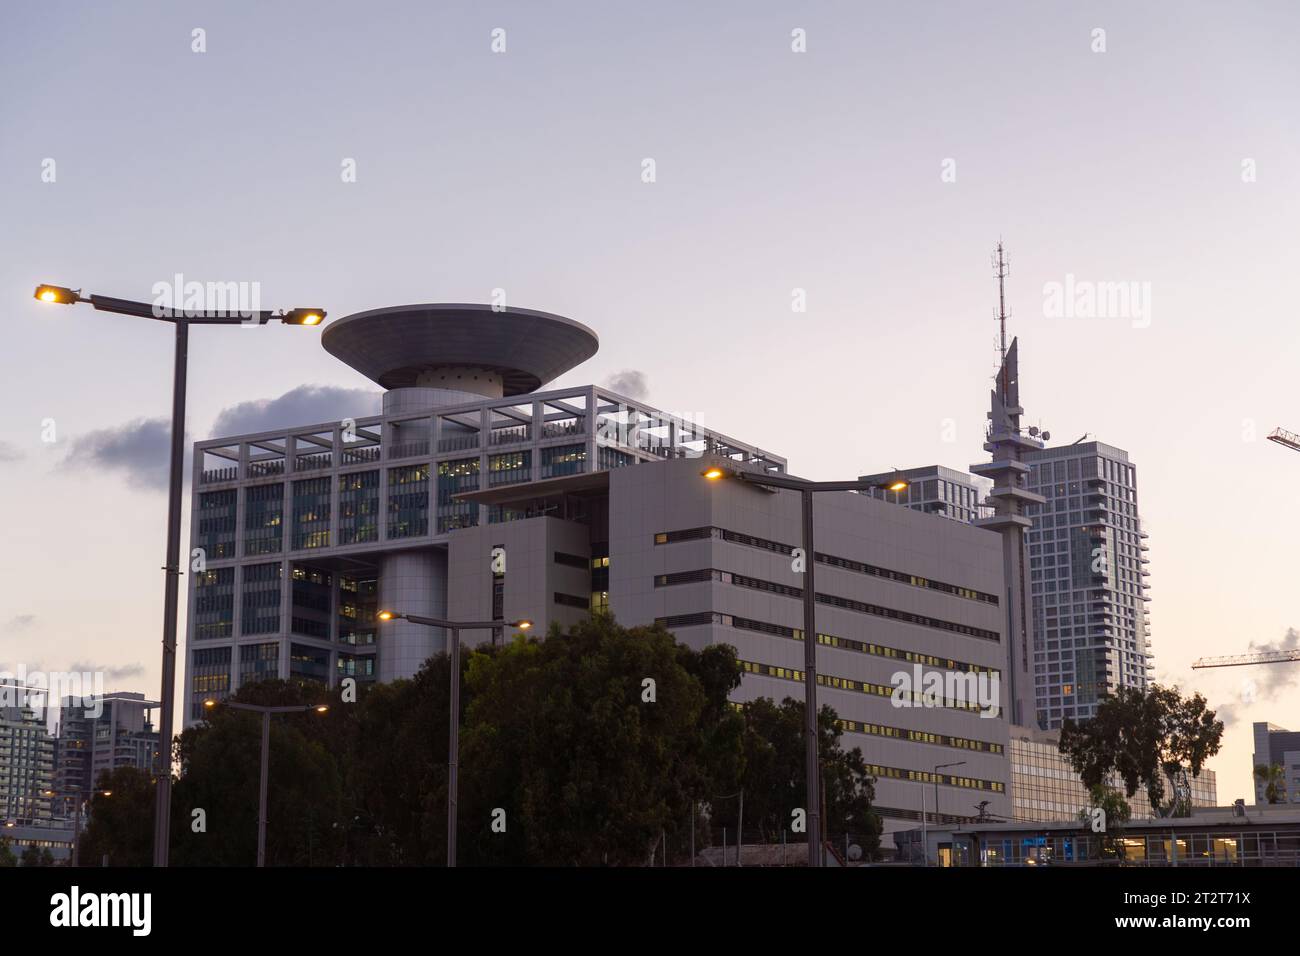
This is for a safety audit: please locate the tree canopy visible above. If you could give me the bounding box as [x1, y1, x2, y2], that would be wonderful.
[78, 614, 881, 866]
[1058, 683, 1223, 816]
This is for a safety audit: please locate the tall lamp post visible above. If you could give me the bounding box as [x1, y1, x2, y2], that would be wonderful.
[703, 462, 908, 867]
[202, 699, 329, 867]
[35, 283, 324, 868]
[43, 787, 113, 867]
[376, 612, 532, 866]
[931, 759, 966, 867]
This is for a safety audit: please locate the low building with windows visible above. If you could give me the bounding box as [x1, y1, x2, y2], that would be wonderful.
[899, 803, 1300, 867]
[184, 303, 1025, 833]
[1009, 725, 1216, 822]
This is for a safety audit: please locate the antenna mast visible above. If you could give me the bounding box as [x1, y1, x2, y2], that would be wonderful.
[992, 241, 1010, 397]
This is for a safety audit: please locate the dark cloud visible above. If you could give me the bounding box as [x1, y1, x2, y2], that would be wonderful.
[63, 417, 177, 490]
[0, 441, 23, 463]
[603, 369, 650, 401]
[210, 384, 381, 437]
[69, 661, 146, 681]
[5, 614, 35, 633]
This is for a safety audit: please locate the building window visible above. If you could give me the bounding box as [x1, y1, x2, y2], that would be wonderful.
[244, 483, 284, 556]
[241, 561, 282, 635]
[194, 567, 234, 641]
[339, 470, 379, 544]
[388, 464, 430, 538]
[488, 451, 530, 487]
[437, 458, 479, 533]
[239, 642, 279, 686]
[197, 489, 237, 560]
[540, 444, 586, 478]
[292, 477, 332, 550]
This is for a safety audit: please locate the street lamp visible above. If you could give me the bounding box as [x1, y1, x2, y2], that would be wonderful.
[35, 283, 325, 868]
[42, 787, 112, 867]
[376, 612, 532, 866]
[702, 461, 909, 867]
[202, 698, 329, 867]
[930, 760, 967, 867]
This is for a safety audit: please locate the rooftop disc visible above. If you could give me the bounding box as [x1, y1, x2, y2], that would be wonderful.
[321, 303, 599, 395]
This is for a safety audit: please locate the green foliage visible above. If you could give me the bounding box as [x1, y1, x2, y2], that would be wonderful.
[1058, 683, 1223, 816]
[709, 697, 881, 858]
[1254, 763, 1285, 804]
[78, 766, 156, 866]
[77, 617, 882, 866]
[0, 837, 15, 867]
[171, 679, 343, 866]
[458, 617, 738, 865]
[1079, 784, 1131, 860]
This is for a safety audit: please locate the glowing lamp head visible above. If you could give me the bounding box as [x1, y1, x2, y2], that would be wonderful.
[282, 308, 326, 326]
[315, 705, 329, 714]
[887, 479, 909, 493]
[702, 467, 726, 481]
[516, 620, 533, 630]
[34, 284, 79, 305]
[377, 610, 395, 621]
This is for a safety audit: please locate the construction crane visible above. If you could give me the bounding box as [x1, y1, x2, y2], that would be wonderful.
[1192, 649, 1300, 669]
[1266, 426, 1300, 452]
[1190, 428, 1300, 667]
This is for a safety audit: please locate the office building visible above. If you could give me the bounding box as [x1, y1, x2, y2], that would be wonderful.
[184, 302, 1019, 832]
[1252, 721, 1300, 805]
[54, 692, 160, 803]
[858, 465, 987, 524]
[1022, 441, 1152, 728]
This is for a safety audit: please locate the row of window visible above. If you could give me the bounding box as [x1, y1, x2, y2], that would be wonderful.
[737, 659, 989, 715]
[653, 568, 1001, 643]
[653, 526, 998, 605]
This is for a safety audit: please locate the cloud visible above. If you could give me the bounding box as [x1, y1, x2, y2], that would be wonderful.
[1245, 627, 1300, 699]
[69, 661, 146, 682]
[0, 441, 23, 463]
[603, 369, 650, 401]
[63, 417, 177, 490]
[210, 384, 381, 437]
[1214, 627, 1298, 727]
[5, 614, 35, 633]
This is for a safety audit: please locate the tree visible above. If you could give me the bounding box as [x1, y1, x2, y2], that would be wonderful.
[710, 697, 882, 859]
[1059, 684, 1223, 816]
[77, 766, 155, 867]
[1079, 784, 1131, 861]
[0, 837, 15, 868]
[170, 679, 344, 866]
[1255, 763, 1285, 804]
[457, 615, 740, 865]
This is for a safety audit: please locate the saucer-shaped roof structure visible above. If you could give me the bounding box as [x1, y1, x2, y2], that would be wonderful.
[321, 303, 599, 395]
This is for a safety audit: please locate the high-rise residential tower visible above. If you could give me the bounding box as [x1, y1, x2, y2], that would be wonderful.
[1020, 440, 1152, 728]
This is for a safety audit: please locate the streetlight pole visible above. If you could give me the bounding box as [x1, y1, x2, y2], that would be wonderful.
[205, 699, 328, 867]
[932, 760, 966, 867]
[703, 462, 908, 867]
[377, 612, 531, 867]
[34, 284, 324, 868]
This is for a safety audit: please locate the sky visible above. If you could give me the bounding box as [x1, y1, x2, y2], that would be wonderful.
[2, 0, 1298, 802]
